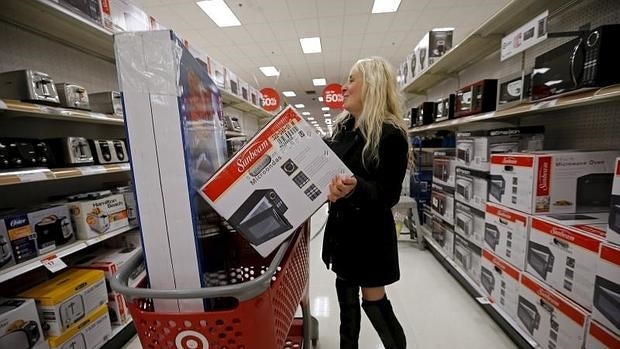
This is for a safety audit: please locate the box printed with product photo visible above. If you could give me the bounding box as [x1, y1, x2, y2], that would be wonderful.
[485, 202, 530, 270]
[592, 242, 620, 335]
[454, 232, 482, 284]
[431, 215, 454, 258]
[455, 201, 485, 247]
[0, 213, 38, 265]
[46, 305, 111, 349]
[27, 204, 75, 255]
[431, 183, 455, 225]
[432, 153, 456, 188]
[608, 158, 620, 246]
[481, 249, 521, 321]
[68, 193, 129, 240]
[0, 298, 48, 349]
[0, 219, 16, 272]
[455, 167, 489, 212]
[587, 320, 620, 349]
[518, 273, 589, 349]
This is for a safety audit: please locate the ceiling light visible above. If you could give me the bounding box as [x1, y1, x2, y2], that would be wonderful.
[321, 107, 329, 111]
[371, 0, 401, 14]
[302, 112, 311, 116]
[259, 66, 280, 77]
[308, 117, 315, 120]
[313, 78, 326, 86]
[300, 37, 322, 54]
[282, 91, 296, 97]
[294, 104, 305, 108]
[432, 27, 455, 32]
[318, 97, 323, 102]
[323, 113, 331, 117]
[197, 0, 241, 27]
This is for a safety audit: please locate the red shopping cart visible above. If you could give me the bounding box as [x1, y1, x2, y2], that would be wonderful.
[109, 224, 318, 349]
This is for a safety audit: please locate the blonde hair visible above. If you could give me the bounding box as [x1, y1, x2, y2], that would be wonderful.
[332, 57, 407, 168]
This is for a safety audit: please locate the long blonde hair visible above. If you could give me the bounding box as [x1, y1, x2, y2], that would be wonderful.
[332, 57, 407, 168]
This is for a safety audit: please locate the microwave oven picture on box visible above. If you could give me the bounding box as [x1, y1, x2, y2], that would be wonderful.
[497, 71, 532, 110]
[455, 79, 497, 118]
[593, 243, 620, 335]
[481, 249, 521, 321]
[587, 320, 620, 349]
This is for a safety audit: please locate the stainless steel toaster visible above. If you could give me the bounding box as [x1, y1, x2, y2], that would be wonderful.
[47, 137, 94, 166]
[89, 139, 128, 164]
[89, 91, 124, 117]
[0, 69, 60, 105]
[55, 83, 91, 110]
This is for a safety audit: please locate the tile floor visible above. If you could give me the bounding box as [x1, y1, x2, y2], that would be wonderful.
[123, 205, 517, 349]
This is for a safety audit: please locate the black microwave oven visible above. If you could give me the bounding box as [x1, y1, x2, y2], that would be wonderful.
[455, 79, 497, 118]
[415, 102, 435, 127]
[532, 24, 620, 101]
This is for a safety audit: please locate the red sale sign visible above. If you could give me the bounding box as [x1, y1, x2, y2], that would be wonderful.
[323, 83, 344, 109]
[260, 88, 280, 112]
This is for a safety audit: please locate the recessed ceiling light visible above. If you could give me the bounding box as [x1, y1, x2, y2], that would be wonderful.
[321, 107, 329, 111]
[308, 117, 315, 120]
[432, 27, 455, 32]
[197, 0, 241, 27]
[313, 78, 326, 86]
[282, 91, 296, 97]
[318, 97, 323, 102]
[259, 66, 280, 77]
[294, 104, 305, 108]
[300, 37, 322, 54]
[371, 0, 401, 14]
[323, 113, 331, 117]
[302, 112, 311, 116]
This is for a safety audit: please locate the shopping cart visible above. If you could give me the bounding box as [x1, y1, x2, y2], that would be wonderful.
[109, 224, 318, 349]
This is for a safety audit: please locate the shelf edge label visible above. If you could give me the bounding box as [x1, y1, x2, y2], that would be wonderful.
[501, 11, 549, 61]
[41, 254, 67, 273]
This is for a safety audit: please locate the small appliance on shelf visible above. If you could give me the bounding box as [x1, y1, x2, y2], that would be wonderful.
[223, 115, 243, 133]
[46, 137, 94, 167]
[455, 79, 498, 118]
[434, 94, 455, 122]
[497, 71, 532, 110]
[0, 69, 60, 106]
[55, 83, 91, 110]
[0, 138, 53, 169]
[89, 91, 124, 117]
[415, 102, 435, 126]
[89, 139, 128, 164]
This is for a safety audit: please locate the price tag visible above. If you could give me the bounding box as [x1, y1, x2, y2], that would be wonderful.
[476, 297, 491, 304]
[17, 171, 49, 182]
[79, 166, 107, 175]
[0, 99, 6, 109]
[41, 255, 68, 273]
[530, 99, 557, 110]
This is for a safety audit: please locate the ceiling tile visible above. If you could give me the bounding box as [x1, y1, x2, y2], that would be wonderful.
[244, 23, 276, 43]
[399, 0, 431, 10]
[341, 34, 363, 49]
[255, 0, 291, 21]
[343, 15, 370, 35]
[317, 0, 345, 16]
[319, 17, 343, 38]
[365, 13, 395, 33]
[389, 11, 419, 32]
[321, 37, 341, 53]
[293, 18, 321, 38]
[271, 21, 299, 41]
[231, 1, 268, 24]
[344, 0, 373, 15]
[362, 33, 385, 48]
[286, 0, 318, 19]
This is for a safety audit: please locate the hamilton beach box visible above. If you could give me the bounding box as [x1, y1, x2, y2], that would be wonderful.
[47, 305, 112, 349]
[593, 242, 620, 335]
[480, 249, 521, 321]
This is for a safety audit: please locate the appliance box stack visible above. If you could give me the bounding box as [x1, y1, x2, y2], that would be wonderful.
[68, 193, 129, 240]
[413, 29, 454, 77]
[480, 249, 521, 321]
[431, 183, 455, 225]
[104, 0, 151, 32]
[0, 298, 48, 349]
[484, 202, 530, 270]
[454, 232, 482, 284]
[586, 320, 620, 349]
[455, 201, 485, 247]
[609, 157, 620, 246]
[47, 305, 112, 349]
[431, 216, 454, 258]
[592, 242, 620, 336]
[455, 167, 488, 212]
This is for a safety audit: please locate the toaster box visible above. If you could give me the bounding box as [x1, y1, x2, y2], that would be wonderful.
[456, 126, 544, 172]
[480, 249, 521, 321]
[432, 153, 456, 188]
[490, 150, 620, 214]
[104, 0, 150, 32]
[207, 57, 226, 89]
[226, 70, 239, 96]
[0, 219, 16, 271]
[0, 298, 48, 349]
[20, 269, 107, 337]
[518, 273, 589, 349]
[455, 201, 485, 247]
[27, 204, 76, 254]
[454, 232, 482, 284]
[47, 305, 111, 349]
[431, 183, 455, 225]
[114, 186, 137, 225]
[68, 193, 129, 239]
[526, 216, 607, 310]
[431, 216, 454, 259]
[455, 167, 488, 212]
[484, 203, 530, 270]
[592, 242, 620, 335]
[0, 213, 38, 265]
[239, 79, 250, 101]
[608, 158, 620, 246]
[587, 320, 620, 349]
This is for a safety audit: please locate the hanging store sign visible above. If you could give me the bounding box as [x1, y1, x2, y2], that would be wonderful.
[501, 11, 549, 61]
[322, 83, 344, 109]
[260, 87, 280, 112]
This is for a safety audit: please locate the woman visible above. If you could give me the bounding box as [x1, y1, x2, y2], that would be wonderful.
[324, 57, 408, 349]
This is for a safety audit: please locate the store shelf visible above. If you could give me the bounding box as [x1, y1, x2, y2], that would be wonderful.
[0, 163, 131, 186]
[408, 84, 620, 133]
[0, 224, 139, 283]
[424, 236, 539, 349]
[402, 0, 567, 95]
[103, 319, 137, 349]
[0, 99, 125, 125]
[220, 90, 273, 119]
[225, 130, 247, 138]
[112, 319, 134, 338]
[2, 0, 115, 61]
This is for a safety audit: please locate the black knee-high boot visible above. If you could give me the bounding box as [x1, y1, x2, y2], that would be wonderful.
[362, 296, 406, 349]
[336, 278, 361, 349]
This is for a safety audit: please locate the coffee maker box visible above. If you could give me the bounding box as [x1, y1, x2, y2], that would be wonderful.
[414, 29, 454, 76]
[0, 213, 38, 265]
[455, 167, 488, 212]
[454, 232, 482, 284]
[592, 242, 620, 335]
[480, 249, 521, 321]
[431, 183, 455, 225]
[0, 298, 49, 349]
[490, 150, 620, 214]
[27, 204, 75, 254]
[455, 201, 485, 247]
[586, 320, 620, 349]
[68, 193, 129, 240]
[518, 273, 589, 349]
[484, 202, 530, 270]
[608, 158, 620, 245]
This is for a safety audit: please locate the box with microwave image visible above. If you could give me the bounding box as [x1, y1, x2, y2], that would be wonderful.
[104, 0, 150, 32]
[27, 204, 75, 254]
[434, 94, 455, 123]
[608, 158, 620, 246]
[490, 150, 620, 214]
[454, 232, 482, 284]
[455, 201, 485, 247]
[456, 126, 544, 172]
[415, 102, 435, 127]
[432, 152, 456, 188]
[455, 167, 488, 212]
[0, 298, 48, 349]
[481, 249, 522, 321]
[527, 216, 606, 310]
[47, 305, 111, 349]
[587, 320, 620, 349]
[206, 57, 226, 89]
[226, 69, 240, 96]
[497, 71, 532, 111]
[518, 273, 589, 349]
[454, 79, 498, 118]
[592, 242, 620, 335]
[485, 202, 530, 270]
[68, 192, 129, 240]
[431, 183, 455, 225]
[20, 269, 107, 337]
[239, 79, 250, 102]
[414, 29, 453, 76]
[0, 213, 38, 265]
[431, 215, 454, 259]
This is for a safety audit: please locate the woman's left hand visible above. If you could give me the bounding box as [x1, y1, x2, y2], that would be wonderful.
[328, 175, 357, 202]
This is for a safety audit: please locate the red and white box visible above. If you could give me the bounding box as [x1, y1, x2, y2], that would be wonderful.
[586, 320, 620, 349]
[527, 216, 606, 310]
[484, 203, 530, 270]
[593, 242, 620, 335]
[431, 216, 454, 258]
[489, 151, 620, 214]
[455, 167, 488, 212]
[518, 273, 589, 349]
[455, 201, 485, 247]
[480, 249, 521, 320]
[431, 183, 455, 225]
[454, 232, 482, 284]
[608, 158, 620, 246]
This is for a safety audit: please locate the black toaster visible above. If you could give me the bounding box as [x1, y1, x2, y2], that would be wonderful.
[0, 139, 52, 169]
[89, 139, 128, 164]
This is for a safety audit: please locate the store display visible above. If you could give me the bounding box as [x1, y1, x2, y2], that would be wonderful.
[413, 29, 454, 76]
[0, 213, 38, 264]
[27, 204, 75, 254]
[47, 305, 112, 349]
[435, 94, 455, 122]
[68, 192, 129, 239]
[0, 298, 48, 349]
[106, 0, 151, 32]
[0, 69, 60, 106]
[455, 168, 488, 212]
[485, 203, 530, 270]
[490, 150, 620, 214]
[57, 0, 102, 25]
[223, 115, 242, 133]
[481, 249, 521, 321]
[54, 83, 91, 110]
[431, 216, 454, 258]
[88, 91, 124, 117]
[518, 273, 589, 349]
[415, 102, 435, 126]
[497, 71, 532, 110]
[455, 79, 498, 118]
[609, 158, 620, 246]
[456, 126, 544, 172]
[455, 202, 485, 247]
[593, 242, 620, 335]
[0, 138, 51, 169]
[587, 320, 620, 349]
[431, 183, 455, 225]
[432, 153, 456, 188]
[454, 232, 482, 283]
[46, 137, 94, 167]
[20, 269, 107, 337]
[89, 139, 128, 164]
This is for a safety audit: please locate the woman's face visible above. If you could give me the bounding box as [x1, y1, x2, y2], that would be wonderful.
[342, 69, 363, 117]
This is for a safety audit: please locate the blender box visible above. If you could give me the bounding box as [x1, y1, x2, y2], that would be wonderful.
[593, 242, 620, 335]
[47, 305, 111, 349]
[432, 153, 456, 188]
[484, 202, 530, 270]
[608, 158, 620, 245]
[489, 150, 620, 214]
[587, 320, 620, 349]
[68, 193, 129, 239]
[526, 216, 606, 310]
[455, 167, 489, 212]
[431, 183, 455, 225]
[454, 232, 482, 284]
[431, 216, 454, 258]
[0, 218, 16, 271]
[456, 126, 544, 172]
[0, 213, 38, 265]
[455, 201, 485, 247]
[0, 298, 48, 349]
[518, 273, 589, 349]
[20, 269, 107, 337]
[480, 249, 521, 321]
[27, 204, 75, 255]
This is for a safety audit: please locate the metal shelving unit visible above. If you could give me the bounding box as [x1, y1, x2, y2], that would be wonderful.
[0, 163, 131, 186]
[0, 99, 125, 125]
[220, 89, 273, 120]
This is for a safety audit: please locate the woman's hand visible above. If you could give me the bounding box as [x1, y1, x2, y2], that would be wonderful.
[328, 175, 357, 202]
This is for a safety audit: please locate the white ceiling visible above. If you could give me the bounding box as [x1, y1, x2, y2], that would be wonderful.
[132, 0, 510, 127]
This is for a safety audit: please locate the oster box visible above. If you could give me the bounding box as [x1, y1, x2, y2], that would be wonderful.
[586, 320, 620, 349]
[484, 202, 530, 270]
[0, 213, 38, 264]
[480, 249, 521, 320]
[608, 158, 620, 246]
[593, 242, 620, 335]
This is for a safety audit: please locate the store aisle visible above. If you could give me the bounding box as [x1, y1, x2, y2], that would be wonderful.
[123, 205, 517, 349]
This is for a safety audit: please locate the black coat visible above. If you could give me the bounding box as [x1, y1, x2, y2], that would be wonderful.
[323, 116, 409, 287]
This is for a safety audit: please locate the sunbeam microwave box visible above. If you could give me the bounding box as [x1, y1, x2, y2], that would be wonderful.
[480, 249, 521, 321]
[484, 202, 530, 270]
[586, 320, 620, 349]
[592, 242, 620, 335]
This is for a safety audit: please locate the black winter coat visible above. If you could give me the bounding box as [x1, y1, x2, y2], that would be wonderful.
[323, 116, 409, 287]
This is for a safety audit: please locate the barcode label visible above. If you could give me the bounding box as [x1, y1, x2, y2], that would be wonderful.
[276, 124, 300, 146]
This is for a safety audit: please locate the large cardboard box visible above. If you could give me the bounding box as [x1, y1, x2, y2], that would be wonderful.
[0, 298, 48, 349]
[593, 242, 620, 335]
[480, 249, 521, 321]
[68, 193, 129, 239]
[455, 167, 488, 212]
[27, 204, 75, 254]
[431, 183, 455, 225]
[431, 216, 454, 258]
[0, 213, 38, 265]
[455, 201, 485, 247]
[484, 202, 530, 270]
[47, 305, 111, 349]
[454, 232, 482, 284]
[489, 150, 620, 214]
[608, 158, 620, 245]
[586, 320, 620, 349]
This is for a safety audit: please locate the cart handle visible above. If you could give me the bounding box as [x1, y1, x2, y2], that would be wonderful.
[109, 233, 294, 302]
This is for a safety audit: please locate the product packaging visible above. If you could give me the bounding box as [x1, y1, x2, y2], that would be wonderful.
[414, 29, 454, 76]
[47, 305, 112, 349]
[455, 201, 485, 247]
[68, 193, 129, 239]
[103, 0, 150, 32]
[0, 218, 16, 271]
[432, 153, 456, 188]
[431, 216, 454, 258]
[480, 249, 521, 321]
[454, 232, 482, 283]
[455, 167, 489, 212]
[586, 320, 620, 349]
[0, 213, 38, 264]
[431, 183, 455, 225]
[592, 242, 620, 335]
[114, 186, 138, 226]
[608, 158, 620, 245]
[0, 298, 48, 349]
[484, 202, 530, 270]
[27, 204, 75, 254]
